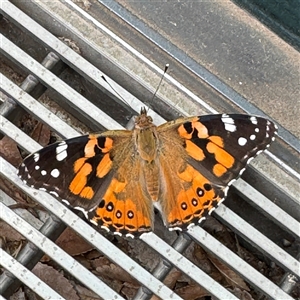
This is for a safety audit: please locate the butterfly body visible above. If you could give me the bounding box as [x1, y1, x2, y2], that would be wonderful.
[19, 108, 277, 238]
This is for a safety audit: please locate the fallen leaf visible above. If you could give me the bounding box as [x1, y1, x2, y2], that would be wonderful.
[175, 283, 210, 300]
[92, 257, 139, 286]
[208, 253, 250, 291]
[0, 221, 24, 241]
[0, 136, 22, 166]
[32, 262, 79, 300]
[74, 284, 101, 300]
[31, 122, 51, 147]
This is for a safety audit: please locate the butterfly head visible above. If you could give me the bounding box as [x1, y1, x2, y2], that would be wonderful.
[135, 107, 154, 129]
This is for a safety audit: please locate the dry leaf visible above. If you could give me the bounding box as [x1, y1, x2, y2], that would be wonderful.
[31, 122, 51, 147]
[208, 254, 249, 291]
[74, 284, 101, 300]
[93, 257, 139, 286]
[229, 287, 254, 300]
[0, 221, 24, 242]
[10, 288, 26, 300]
[175, 283, 210, 300]
[32, 262, 79, 300]
[0, 136, 22, 166]
[55, 227, 93, 256]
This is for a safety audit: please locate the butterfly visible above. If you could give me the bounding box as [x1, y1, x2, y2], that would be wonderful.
[18, 108, 277, 238]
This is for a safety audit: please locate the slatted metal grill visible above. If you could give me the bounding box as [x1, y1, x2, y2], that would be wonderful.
[0, 1, 299, 299]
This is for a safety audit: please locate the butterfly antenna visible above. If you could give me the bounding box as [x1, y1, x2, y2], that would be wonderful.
[150, 64, 169, 106]
[101, 75, 129, 106]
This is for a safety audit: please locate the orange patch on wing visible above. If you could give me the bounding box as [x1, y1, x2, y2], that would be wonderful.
[206, 142, 234, 168]
[84, 138, 98, 156]
[69, 162, 92, 195]
[178, 124, 192, 139]
[107, 178, 127, 194]
[209, 135, 224, 147]
[80, 186, 94, 199]
[213, 163, 228, 177]
[177, 164, 195, 182]
[112, 199, 125, 229]
[73, 157, 87, 173]
[96, 153, 113, 178]
[193, 121, 209, 138]
[103, 137, 113, 152]
[185, 140, 205, 161]
[123, 198, 138, 230]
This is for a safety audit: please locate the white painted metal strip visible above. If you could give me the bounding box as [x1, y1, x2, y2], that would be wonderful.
[0, 202, 124, 300]
[0, 158, 183, 300]
[188, 226, 295, 300]
[0, 249, 65, 300]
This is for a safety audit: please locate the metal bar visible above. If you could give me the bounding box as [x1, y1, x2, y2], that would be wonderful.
[232, 180, 300, 237]
[134, 233, 193, 300]
[0, 34, 123, 130]
[1, 158, 183, 300]
[0, 74, 80, 139]
[0, 191, 68, 297]
[214, 205, 300, 276]
[0, 52, 59, 117]
[0, 116, 42, 153]
[188, 226, 295, 300]
[0, 249, 65, 300]
[0, 202, 124, 300]
[140, 233, 239, 300]
[0, 1, 166, 126]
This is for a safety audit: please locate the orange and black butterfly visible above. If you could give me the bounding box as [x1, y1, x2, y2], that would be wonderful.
[19, 108, 277, 238]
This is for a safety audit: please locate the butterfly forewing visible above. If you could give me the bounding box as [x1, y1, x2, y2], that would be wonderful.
[19, 134, 120, 210]
[187, 114, 277, 185]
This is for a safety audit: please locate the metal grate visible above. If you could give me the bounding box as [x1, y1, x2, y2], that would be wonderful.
[0, 1, 299, 299]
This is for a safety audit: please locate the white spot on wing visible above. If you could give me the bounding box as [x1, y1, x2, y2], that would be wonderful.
[255, 128, 259, 133]
[250, 116, 258, 125]
[239, 167, 246, 176]
[33, 153, 40, 162]
[218, 198, 225, 206]
[247, 157, 255, 164]
[90, 219, 98, 226]
[74, 206, 88, 219]
[41, 170, 47, 176]
[169, 226, 182, 232]
[56, 141, 68, 161]
[35, 165, 40, 170]
[50, 169, 60, 178]
[250, 134, 256, 140]
[49, 191, 59, 197]
[197, 216, 206, 224]
[222, 116, 236, 132]
[238, 137, 247, 146]
[208, 207, 216, 215]
[62, 199, 70, 205]
[227, 179, 236, 187]
[101, 225, 110, 232]
[187, 223, 196, 229]
[126, 233, 135, 239]
[39, 187, 47, 192]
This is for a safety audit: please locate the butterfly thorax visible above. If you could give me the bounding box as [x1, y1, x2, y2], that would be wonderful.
[134, 109, 160, 201]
